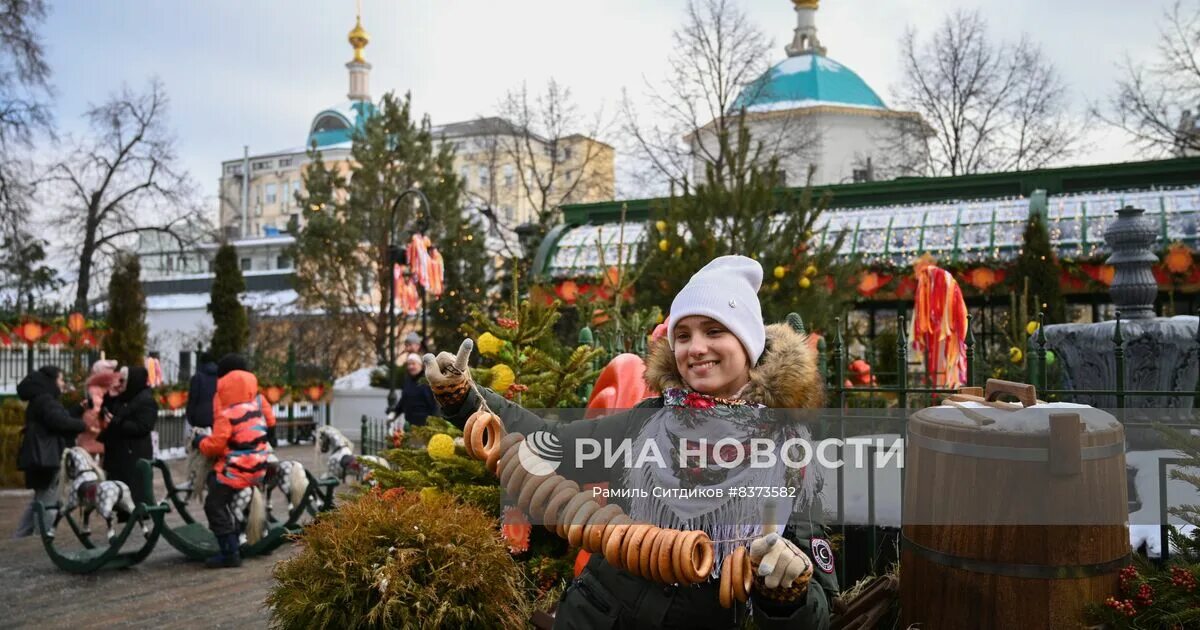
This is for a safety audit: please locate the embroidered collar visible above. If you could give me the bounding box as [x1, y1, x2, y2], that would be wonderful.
[662, 387, 766, 410]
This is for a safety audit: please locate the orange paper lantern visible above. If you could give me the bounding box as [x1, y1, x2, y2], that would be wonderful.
[304, 385, 326, 402]
[1165, 243, 1194, 275]
[14, 320, 45, 344]
[966, 267, 999, 292]
[165, 391, 187, 410]
[1099, 265, 1115, 286]
[67, 312, 86, 334]
[262, 385, 285, 405]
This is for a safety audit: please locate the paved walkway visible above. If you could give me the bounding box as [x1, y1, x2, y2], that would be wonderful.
[0, 445, 335, 629]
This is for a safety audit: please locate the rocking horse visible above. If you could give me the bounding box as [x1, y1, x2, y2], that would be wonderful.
[315, 425, 391, 483]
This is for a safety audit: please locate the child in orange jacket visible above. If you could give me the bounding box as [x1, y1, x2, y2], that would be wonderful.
[194, 357, 274, 568]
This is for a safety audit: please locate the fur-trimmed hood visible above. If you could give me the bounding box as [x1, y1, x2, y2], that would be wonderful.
[643, 323, 825, 409]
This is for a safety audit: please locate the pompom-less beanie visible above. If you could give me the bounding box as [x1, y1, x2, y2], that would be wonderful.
[667, 255, 766, 365]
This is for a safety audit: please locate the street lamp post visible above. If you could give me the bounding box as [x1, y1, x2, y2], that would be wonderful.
[386, 187, 433, 414]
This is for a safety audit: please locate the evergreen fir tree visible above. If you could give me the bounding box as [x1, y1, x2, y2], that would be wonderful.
[208, 242, 248, 358]
[463, 298, 604, 409]
[634, 121, 854, 335]
[292, 92, 465, 366]
[103, 253, 147, 366]
[1011, 211, 1067, 324]
[424, 140, 490, 352]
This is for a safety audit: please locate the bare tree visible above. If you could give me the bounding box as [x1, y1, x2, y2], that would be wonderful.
[621, 0, 814, 193]
[496, 80, 613, 235]
[0, 0, 52, 261]
[889, 9, 1082, 176]
[1098, 1, 1200, 156]
[44, 79, 205, 314]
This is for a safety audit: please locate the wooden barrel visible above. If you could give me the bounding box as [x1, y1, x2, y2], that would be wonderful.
[900, 390, 1129, 629]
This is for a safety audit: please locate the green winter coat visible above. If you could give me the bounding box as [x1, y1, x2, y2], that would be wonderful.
[443, 323, 838, 629]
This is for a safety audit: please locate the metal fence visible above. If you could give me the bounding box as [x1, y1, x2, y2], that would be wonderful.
[1, 346, 101, 394]
[152, 402, 331, 455]
[360, 415, 393, 457]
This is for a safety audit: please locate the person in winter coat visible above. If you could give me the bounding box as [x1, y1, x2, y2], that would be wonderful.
[424, 256, 837, 629]
[13, 366, 91, 538]
[212, 354, 276, 445]
[76, 360, 119, 459]
[195, 368, 274, 568]
[186, 352, 219, 429]
[391, 353, 438, 427]
[98, 366, 157, 506]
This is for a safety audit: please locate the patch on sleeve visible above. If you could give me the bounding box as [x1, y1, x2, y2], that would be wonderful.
[811, 537, 835, 574]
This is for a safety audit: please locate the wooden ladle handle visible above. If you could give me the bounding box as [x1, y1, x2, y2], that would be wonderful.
[984, 379, 1037, 407]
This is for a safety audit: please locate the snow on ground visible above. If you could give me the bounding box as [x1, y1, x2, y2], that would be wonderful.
[334, 367, 378, 391]
[1127, 449, 1199, 558]
[155, 446, 186, 461]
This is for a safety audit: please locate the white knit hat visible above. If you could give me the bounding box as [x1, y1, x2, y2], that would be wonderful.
[667, 255, 766, 365]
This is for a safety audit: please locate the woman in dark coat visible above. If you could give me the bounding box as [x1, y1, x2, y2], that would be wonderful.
[13, 366, 89, 538]
[399, 353, 439, 427]
[98, 366, 157, 506]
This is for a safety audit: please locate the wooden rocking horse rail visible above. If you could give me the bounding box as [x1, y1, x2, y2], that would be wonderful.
[304, 470, 339, 515]
[149, 459, 200, 525]
[32, 500, 167, 574]
[138, 458, 321, 561]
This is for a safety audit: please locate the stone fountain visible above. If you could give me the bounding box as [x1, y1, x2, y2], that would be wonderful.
[1041, 206, 1199, 445]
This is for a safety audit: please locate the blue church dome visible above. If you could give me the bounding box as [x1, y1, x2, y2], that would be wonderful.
[733, 53, 886, 113]
[307, 100, 375, 148]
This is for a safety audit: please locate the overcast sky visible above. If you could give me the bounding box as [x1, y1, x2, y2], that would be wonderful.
[39, 0, 1168, 210]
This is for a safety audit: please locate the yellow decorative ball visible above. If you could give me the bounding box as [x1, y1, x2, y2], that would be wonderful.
[1026, 321, 1039, 336]
[658, 239, 670, 252]
[655, 220, 668, 233]
[477, 332, 504, 357]
[799, 277, 812, 289]
[490, 363, 516, 393]
[674, 246, 683, 256]
[426, 433, 456, 460]
[1008, 347, 1023, 364]
[804, 265, 818, 278]
[803, 230, 813, 240]
[773, 265, 786, 279]
[419, 487, 441, 504]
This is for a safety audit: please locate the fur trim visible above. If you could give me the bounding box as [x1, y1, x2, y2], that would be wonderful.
[86, 371, 120, 391]
[643, 323, 824, 408]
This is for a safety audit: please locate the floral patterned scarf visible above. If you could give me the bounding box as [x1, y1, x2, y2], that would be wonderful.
[625, 387, 815, 578]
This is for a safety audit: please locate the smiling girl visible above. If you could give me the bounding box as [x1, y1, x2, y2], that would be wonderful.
[426, 255, 836, 629]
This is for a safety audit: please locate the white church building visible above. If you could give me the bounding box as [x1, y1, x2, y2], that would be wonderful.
[693, 0, 926, 186]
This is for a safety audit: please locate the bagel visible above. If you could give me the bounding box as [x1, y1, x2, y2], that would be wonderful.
[694, 532, 715, 581]
[583, 504, 624, 553]
[471, 413, 503, 460]
[488, 433, 524, 475]
[496, 445, 522, 489]
[732, 546, 750, 603]
[517, 472, 555, 513]
[639, 527, 663, 581]
[672, 530, 701, 585]
[503, 454, 532, 497]
[567, 500, 601, 547]
[557, 493, 594, 539]
[542, 483, 579, 531]
[621, 524, 653, 577]
[462, 410, 486, 459]
[603, 521, 633, 569]
[646, 528, 666, 583]
[527, 475, 570, 522]
[602, 514, 634, 546]
[656, 528, 680, 584]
